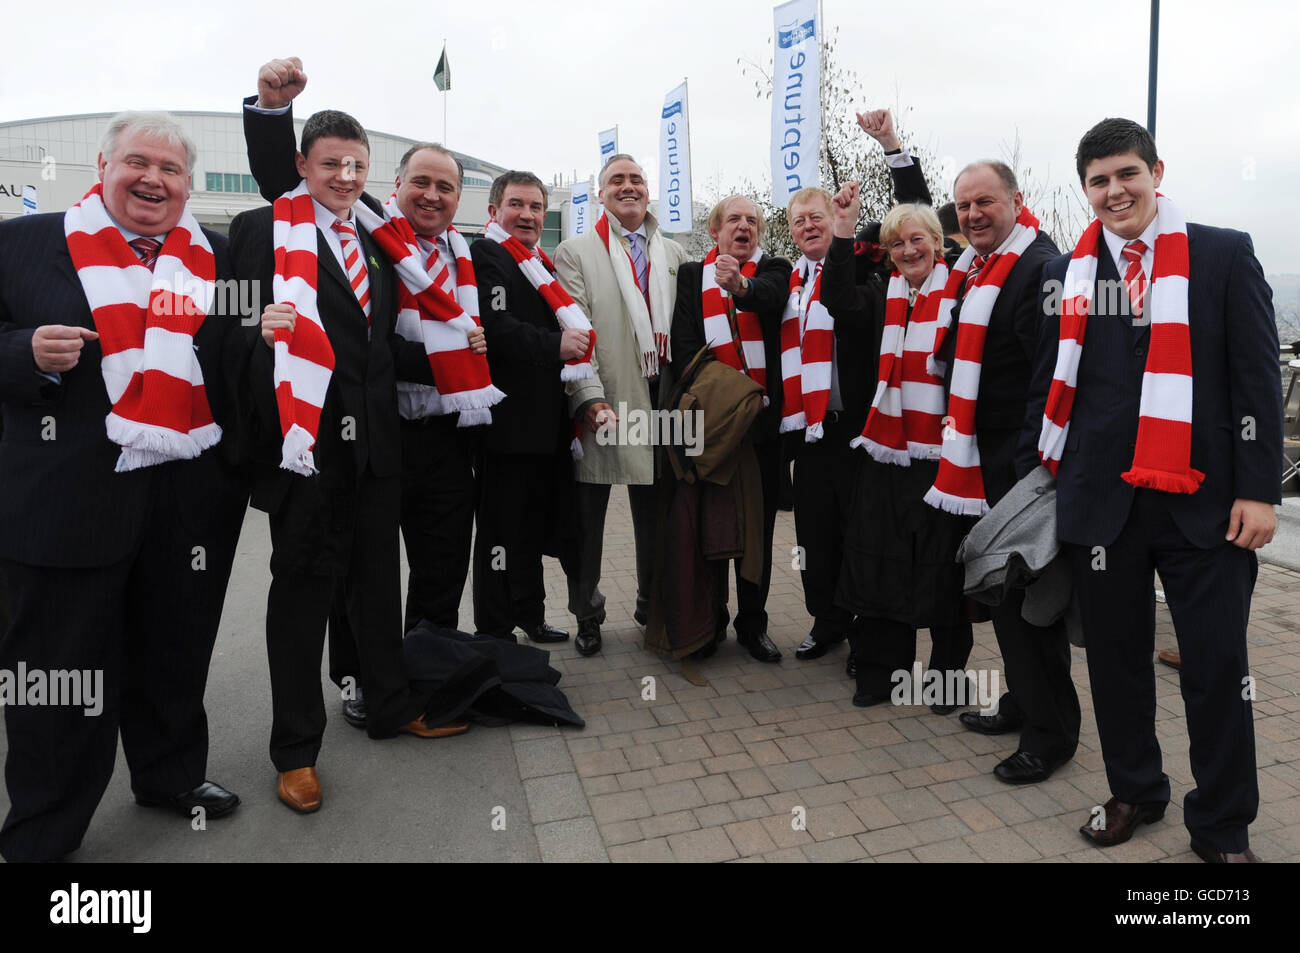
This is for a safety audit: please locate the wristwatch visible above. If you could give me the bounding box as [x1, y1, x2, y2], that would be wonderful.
[738, 276, 751, 295]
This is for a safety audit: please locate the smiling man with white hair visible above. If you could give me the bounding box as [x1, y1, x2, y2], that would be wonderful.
[0, 110, 249, 861]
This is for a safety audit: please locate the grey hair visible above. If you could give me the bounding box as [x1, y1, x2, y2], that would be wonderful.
[598, 153, 644, 187]
[100, 111, 197, 173]
[953, 160, 1019, 197]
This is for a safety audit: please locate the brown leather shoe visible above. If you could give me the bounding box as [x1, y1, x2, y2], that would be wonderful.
[1079, 796, 1166, 847]
[277, 767, 322, 814]
[399, 716, 470, 739]
[1190, 838, 1261, 863]
[1157, 650, 1181, 670]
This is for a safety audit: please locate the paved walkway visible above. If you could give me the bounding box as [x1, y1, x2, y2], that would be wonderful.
[2, 492, 1297, 863]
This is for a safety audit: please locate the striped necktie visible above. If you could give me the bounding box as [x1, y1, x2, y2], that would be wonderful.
[1121, 239, 1148, 321]
[627, 231, 648, 294]
[423, 235, 456, 296]
[129, 237, 163, 271]
[332, 219, 371, 322]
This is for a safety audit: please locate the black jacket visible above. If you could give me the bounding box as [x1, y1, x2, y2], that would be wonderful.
[471, 239, 570, 456]
[0, 213, 247, 567]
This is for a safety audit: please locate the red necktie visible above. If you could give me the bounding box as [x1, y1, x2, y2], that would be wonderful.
[129, 237, 162, 271]
[1121, 239, 1148, 320]
[964, 255, 987, 292]
[331, 219, 371, 322]
[424, 236, 455, 296]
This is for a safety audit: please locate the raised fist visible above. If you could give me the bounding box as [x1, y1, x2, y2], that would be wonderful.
[855, 109, 901, 152]
[257, 57, 308, 110]
[831, 181, 861, 239]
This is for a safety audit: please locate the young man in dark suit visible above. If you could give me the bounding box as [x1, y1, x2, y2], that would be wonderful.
[0, 112, 248, 861]
[471, 171, 589, 644]
[670, 196, 793, 663]
[937, 161, 1081, 784]
[229, 108, 466, 815]
[1022, 118, 1280, 861]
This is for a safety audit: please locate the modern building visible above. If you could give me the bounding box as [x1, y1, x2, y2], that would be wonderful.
[0, 111, 574, 251]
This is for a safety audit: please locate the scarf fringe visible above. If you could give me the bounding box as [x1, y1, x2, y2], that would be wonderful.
[923, 485, 989, 517]
[457, 407, 492, 428]
[280, 423, 317, 476]
[854, 436, 911, 466]
[560, 363, 595, 382]
[804, 421, 824, 443]
[436, 384, 508, 415]
[779, 413, 807, 434]
[1121, 466, 1205, 494]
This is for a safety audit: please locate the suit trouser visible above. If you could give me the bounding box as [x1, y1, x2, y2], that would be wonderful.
[852, 620, 974, 701]
[792, 421, 858, 637]
[724, 436, 781, 637]
[987, 589, 1080, 761]
[1065, 489, 1258, 852]
[473, 451, 564, 638]
[0, 462, 245, 862]
[567, 481, 657, 625]
[266, 472, 423, 770]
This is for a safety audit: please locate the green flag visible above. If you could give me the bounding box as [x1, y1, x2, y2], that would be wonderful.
[433, 46, 450, 92]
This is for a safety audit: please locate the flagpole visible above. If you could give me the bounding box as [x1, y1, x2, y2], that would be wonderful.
[442, 37, 448, 144]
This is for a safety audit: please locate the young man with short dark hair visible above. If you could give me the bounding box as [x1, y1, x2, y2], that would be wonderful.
[1022, 117, 1281, 861]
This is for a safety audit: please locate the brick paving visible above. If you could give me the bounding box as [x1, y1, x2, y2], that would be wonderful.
[505, 488, 1300, 863]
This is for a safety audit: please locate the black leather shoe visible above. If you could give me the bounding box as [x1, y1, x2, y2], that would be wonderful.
[634, 608, 648, 626]
[852, 691, 889, 708]
[524, 621, 570, 644]
[930, 702, 959, 715]
[136, 780, 240, 819]
[737, 630, 781, 663]
[959, 710, 1023, 735]
[993, 750, 1066, 785]
[845, 650, 856, 679]
[575, 619, 602, 657]
[342, 694, 367, 729]
[795, 630, 844, 661]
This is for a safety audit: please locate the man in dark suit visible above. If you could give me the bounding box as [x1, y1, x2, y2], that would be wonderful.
[0, 112, 248, 861]
[243, 57, 487, 730]
[936, 161, 1080, 784]
[671, 196, 793, 662]
[229, 107, 466, 815]
[471, 171, 588, 644]
[1021, 118, 1280, 861]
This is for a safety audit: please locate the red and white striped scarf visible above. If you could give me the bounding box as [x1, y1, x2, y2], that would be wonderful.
[271, 180, 336, 475]
[484, 221, 595, 380]
[924, 206, 1041, 515]
[853, 261, 950, 465]
[353, 198, 503, 425]
[1037, 194, 1201, 493]
[701, 245, 766, 391]
[63, 183, 221, 472]
[778, 257, 834, 441]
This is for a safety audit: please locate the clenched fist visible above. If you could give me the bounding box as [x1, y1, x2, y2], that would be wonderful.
[32, 325, 98, 374]
[260, 302, 297, 347]
[257, 57, 308, 110]
[855, 108, 901, 152]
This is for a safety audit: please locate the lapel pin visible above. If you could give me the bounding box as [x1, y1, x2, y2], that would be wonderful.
[369, 255, 379, 267]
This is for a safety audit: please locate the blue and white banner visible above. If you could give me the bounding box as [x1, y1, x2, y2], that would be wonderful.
[657, 81, 693, 234]
[568, 178, 593, 239]
[598, 126, 619, 169]
[770, 0, 820, 207]
[21, 184, 37, 215]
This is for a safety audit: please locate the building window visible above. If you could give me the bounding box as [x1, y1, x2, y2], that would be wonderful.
[224, 173, 240, 193]
[242, 174, 257, 194]
[206, 172, 222, 192]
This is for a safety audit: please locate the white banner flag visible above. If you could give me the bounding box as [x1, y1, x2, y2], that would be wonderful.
[657, 81, 693, 235]
[770, 0, 820, 207]
[598, 126, 619, 170]
[21, 184, 37, 215]
[568, 178, 593, 239]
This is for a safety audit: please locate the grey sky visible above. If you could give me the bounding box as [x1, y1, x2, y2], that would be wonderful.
[2, 0, 1295, 273]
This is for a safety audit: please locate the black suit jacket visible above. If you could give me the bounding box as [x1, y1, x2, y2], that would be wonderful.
[1020, 224, 1281, 549]
[227, 202, 433, 517]
[935, 230, 1060, 504]
[243, 96, 302, 201]
[670, 254, 793, 441]
[0, 213, 245, 567]
[471, 238, 568, 456]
